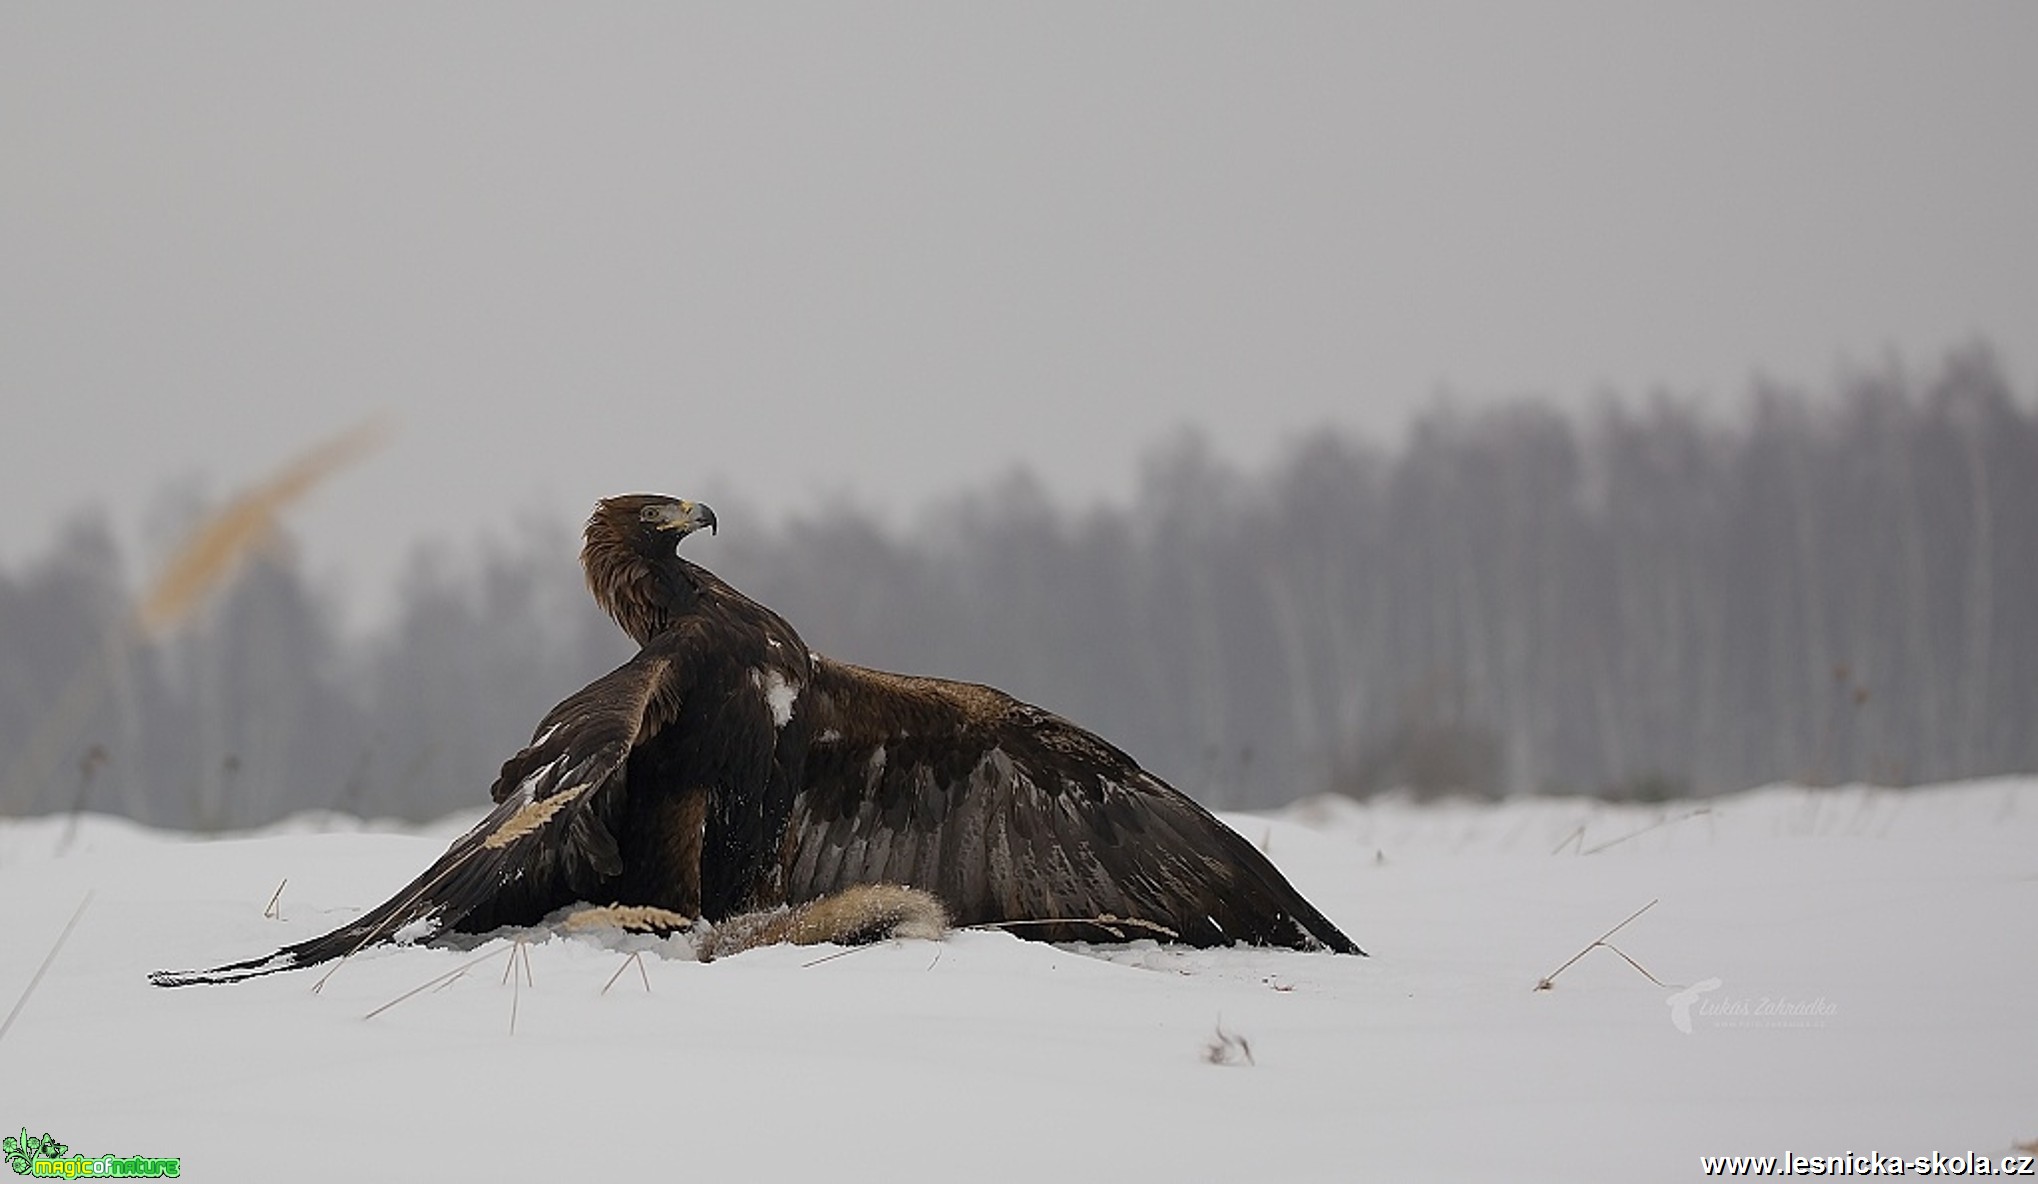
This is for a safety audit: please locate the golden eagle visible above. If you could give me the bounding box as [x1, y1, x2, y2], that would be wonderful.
[153, 495, 1359, 985]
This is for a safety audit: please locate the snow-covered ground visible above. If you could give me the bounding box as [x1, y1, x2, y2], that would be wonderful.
[2, 780, 2032, 1182]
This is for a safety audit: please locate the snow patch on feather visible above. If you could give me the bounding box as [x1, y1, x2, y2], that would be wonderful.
[392, 913, 440, 945]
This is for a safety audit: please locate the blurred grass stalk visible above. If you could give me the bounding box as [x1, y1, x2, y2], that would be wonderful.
[2, 420, 388, 821]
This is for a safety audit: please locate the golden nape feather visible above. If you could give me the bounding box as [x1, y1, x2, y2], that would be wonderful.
[152, 493, 1358, 987]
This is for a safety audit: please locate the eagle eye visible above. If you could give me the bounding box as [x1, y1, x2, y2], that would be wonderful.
[639, 506, 662, 522]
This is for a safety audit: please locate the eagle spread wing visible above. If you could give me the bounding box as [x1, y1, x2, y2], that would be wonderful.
[150, 645, 681, 987]
[152, 494, 1359, 987]
[786, 659, 1361, 952]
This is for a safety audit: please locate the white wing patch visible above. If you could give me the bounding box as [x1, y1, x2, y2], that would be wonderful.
[751, 667, 800, 729]
[516, 753, 569, 794]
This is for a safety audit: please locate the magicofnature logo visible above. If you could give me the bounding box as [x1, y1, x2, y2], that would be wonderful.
[4, 1128, 179, 1178]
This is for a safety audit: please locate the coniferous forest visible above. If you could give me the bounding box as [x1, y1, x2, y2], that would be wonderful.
[3, 350, 2033, 828]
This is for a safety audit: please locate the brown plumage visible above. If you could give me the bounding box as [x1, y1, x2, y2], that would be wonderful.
[152, 494, 1359, 986]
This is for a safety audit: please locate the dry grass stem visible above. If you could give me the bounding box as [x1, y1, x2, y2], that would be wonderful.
[504, 940, 536, 1035]
[362, 947, 510, 1021]
[1601, 942, 1677, 989]
[0, 893, 92, 1049]
[500, 938, 534, 988]
[801, 942, 886, 968]
[600, 951, 652, 996]
[1534, 898, 1662, 991]
[1204, 1019, 1254, 1067]
[264, 879, 287, 920]
[57, 746, 107, 853]
[1579, 809, 1712, 856]
[968, 915, 1180, 941]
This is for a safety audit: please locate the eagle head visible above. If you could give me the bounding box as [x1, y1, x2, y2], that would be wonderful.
[593, 494, 717, 545]
[583, 494, 719, 643]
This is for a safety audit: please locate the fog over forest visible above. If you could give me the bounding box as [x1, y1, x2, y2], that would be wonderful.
[3, 349, 2033, 829]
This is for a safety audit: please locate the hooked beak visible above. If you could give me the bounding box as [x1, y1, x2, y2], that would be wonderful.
[653, 499, 717, 536]
[679, 500, 716, 536]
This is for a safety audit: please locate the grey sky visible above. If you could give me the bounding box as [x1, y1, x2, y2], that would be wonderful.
[5, 4, 2034, 625]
